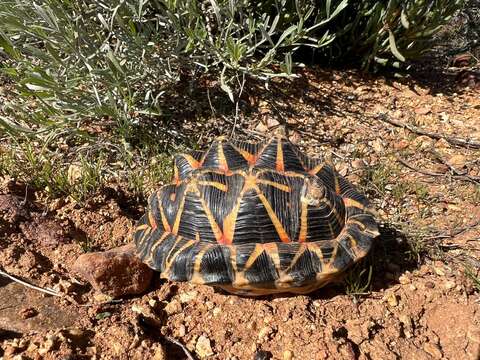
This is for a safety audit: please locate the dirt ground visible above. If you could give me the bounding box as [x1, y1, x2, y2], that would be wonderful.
[1, 63, 480, 359]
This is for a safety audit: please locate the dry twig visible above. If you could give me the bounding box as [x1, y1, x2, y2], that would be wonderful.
[377, 113, 480, 149]
[429, 150, 480, 184]
[164, 336, 195, 360]
[0, 268, 61, 297]
[395, 155, 480, 184]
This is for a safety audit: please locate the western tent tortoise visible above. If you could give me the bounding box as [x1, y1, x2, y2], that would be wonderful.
[134, 135, 379, 295]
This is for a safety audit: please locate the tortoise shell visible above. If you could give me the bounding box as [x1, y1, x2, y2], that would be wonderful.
[134, 136, 379, 295]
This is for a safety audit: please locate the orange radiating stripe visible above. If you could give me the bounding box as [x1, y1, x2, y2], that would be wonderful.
[163, 238, 195, 274]
[334, 173, 341, 194]
[298, 200, 308, 242]
[171, 190, 186, 234]
[182, 153, 201, 168]
[145, 231, 170, 264]
[257, 189, 291, 243]
[217, 144, 229, 172]
[308, 163, 324, 175]
[235, 147, 257, 165]
[343, 198, 365, 209]
[307, 243, 324, 261]
[243, 244, 265, 270]
[276, 138, 285, 172]
[173, 164, 180, 184]
[148, 210, 158, 231]
[262, 243, 281, 270]
[284, 246, 306, 272]
[257, 179, 290, 192]
[191, 244, 212, 284]
[221, 200, 241, 245]
[198, 181, 228, 192]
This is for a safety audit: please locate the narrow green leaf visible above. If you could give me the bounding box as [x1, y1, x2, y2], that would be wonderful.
[388, 30, 405, 62]
[400, 9, 410, 29]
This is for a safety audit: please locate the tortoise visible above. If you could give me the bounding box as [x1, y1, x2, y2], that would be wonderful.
[134, 135, 379, 295]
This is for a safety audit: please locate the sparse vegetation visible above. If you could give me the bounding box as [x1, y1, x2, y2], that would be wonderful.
[344, 264, 373, 296]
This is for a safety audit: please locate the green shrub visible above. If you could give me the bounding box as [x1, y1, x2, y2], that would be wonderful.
[0, 0, 178, 140]
[324, 0, 465, 69]
[0, 0, 466, 142]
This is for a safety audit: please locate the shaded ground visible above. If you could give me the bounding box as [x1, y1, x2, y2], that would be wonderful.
[1, 63, 480, 359]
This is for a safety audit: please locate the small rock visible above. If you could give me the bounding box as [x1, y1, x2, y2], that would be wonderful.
[385, 292, 398, 307]
[179, 290, 198, 303]
[435, 138, 450, 149]
[393, 140, 409, 150]
[258, 326, 273, 340]
[447, 154, 467, 169]
[164, 300, 182, 315]
[398, 274, 410, 285]
[72, 243, 153, 298]
[443, 280, 456, 290]
[19, 307, 37, 319]
[371, 139, 384, 153]
[414, 135, 433, 149]
[67, 164, 83, 185]
[433, 267, 446, 276]
[255, 122, 268, 133]
[423, 342, 442, 359]
[351, 159, 366, 170]
[414, 105, 432, 115]
[283, 350, 293, 360]
[178, 324, 186, 337]
[266, 118, 280, 129]
[196, 335, 214, 358]
[424, 281, 435, 289]
[38, 335, 58, 355]
[398, 314, 413, 338]
[213, 307, 221, 316]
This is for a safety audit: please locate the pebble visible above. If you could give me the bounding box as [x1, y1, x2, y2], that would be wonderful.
[164, 300, 182, 315]
[283, 350, 293, 360]
[179, 290, 198, 303]
[178, 324, 186, 337]
[72, 243, 153, 297]
[424, 281, 435, 289]
[38, 335, 57, 355]
[423, 342, 442, 359]
[196, 335, 214, 358]
[213, 307, 222, 316]
[398, 274, 410, 284]
[443, 280, 456, 290]
[258, 326, 273, 340]
[385, 293, 398, 307]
